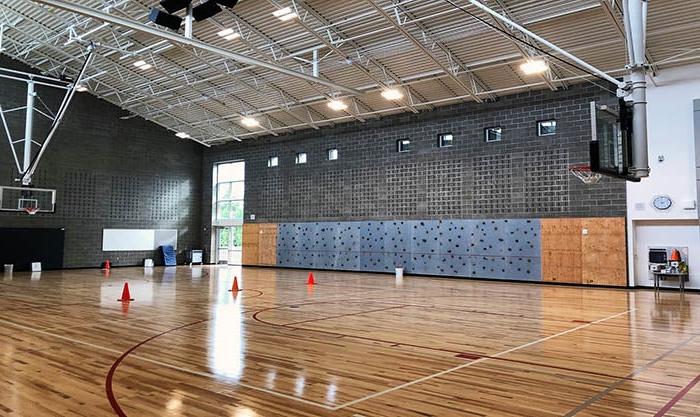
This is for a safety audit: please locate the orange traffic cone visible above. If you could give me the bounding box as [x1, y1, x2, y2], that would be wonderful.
[307, 272, 315, 285]
[228, 276, 240, 292]
[118, 282, 134, 302]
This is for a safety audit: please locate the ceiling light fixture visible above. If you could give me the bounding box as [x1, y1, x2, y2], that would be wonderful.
[217, 28, 241, 40]
[240, 116, 260, 127]
[520, 59, 548, 75]
[75, 85, 88, 92]
[133, 60, 153, 70]
[175, 132, 191, 139]
[327, 99, 348, 111]
[272, 6, 297, 21]
[381, 88, 404, 101]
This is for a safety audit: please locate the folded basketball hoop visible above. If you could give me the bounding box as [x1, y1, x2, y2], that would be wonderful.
[569, 164, 602, 184]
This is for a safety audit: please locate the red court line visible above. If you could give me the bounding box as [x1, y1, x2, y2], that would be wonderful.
[105, 288, 264, 416]
[253, 301, 684, 389]
[654, 374, 700, 416]
[283, 304, 409, 326]
[105, 318, 212, 417]
[476, 355, 683, 389]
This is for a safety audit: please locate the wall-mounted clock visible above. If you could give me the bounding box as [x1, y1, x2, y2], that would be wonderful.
[652, 195, 673, 211]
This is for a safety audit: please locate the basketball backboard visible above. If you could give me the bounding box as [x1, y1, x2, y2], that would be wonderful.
[0, 186, 56, 214]
[589, 99, 640, 182]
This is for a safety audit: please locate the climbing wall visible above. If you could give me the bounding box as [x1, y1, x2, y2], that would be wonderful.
[277, 219, 541, 281]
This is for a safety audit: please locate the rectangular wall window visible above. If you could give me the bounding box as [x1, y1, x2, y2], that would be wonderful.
[537, 120, 557, 136]
[267, 156, 278, 167]
[327, 148, 338, 160]
[295, 152, 307, 164]
[397, 139, 411, 152]
[438, 133, 453, 148]
[485, 127, 502, 142]
[213, 161, 245, 222]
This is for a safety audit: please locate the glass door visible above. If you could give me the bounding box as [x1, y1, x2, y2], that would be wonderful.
[216, 226, 242, 265]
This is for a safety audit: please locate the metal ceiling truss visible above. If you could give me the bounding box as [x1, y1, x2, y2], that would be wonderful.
[0, 0, 697, 145]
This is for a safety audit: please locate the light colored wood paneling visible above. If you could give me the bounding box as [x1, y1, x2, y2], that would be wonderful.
[541, 217, 626, 286]
[582, 217, 627, 286]
[242, 223, 260, 265]
[258, 224, 278, 265]
[541, 219, 583, 284]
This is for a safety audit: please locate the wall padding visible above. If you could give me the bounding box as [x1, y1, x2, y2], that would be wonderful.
[277, 219, 541, 281]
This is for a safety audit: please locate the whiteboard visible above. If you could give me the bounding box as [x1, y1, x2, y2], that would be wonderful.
[102, 229, 178, 251]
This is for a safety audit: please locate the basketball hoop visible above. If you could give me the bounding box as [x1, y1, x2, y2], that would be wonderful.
[23, 207, 39, 215]
[569, 164, 602, 184]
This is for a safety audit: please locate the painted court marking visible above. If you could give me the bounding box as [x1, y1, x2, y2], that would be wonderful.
[563, 334, 699, 416]
[334, 308, 636, 410]
[655, 374, 700, 417]
[0, 282, 645, 415]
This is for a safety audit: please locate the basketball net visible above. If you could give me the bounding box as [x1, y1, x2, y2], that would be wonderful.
[23, 207, 39, 215]
[569, 164, 602, 184]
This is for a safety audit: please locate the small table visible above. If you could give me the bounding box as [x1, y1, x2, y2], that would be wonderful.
[653, 272, 689, 293]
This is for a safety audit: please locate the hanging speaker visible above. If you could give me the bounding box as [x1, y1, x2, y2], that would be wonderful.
[192, 0, 222, 21]
[215, 0, 239, 7]
[159, 0, 191, 14]
[148, 8, 183, 31]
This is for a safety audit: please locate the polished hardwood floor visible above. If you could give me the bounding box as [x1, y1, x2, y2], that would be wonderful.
[1, 266, 699, 416]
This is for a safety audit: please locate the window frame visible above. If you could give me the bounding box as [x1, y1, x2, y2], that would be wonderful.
[484, 126, 502, 143]
[537, 119, 557, 137]
[438, 132, 453, 148]
[327, 148, 338, 161]
[213, 160, 245, 225]
[397, 139, 411, 153]
[295, 152, 307, 164]
[267, 156, 278, 167]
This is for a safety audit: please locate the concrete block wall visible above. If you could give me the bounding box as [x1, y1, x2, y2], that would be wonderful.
[0, 56, 203, 268]
[203, 83, 627, 266]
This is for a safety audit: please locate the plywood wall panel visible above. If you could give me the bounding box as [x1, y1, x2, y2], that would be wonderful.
[581, 218, 627, 286]
[258, 224, 277, 265]
[541, 219, 582, 284]
[242, 224, 260, 265]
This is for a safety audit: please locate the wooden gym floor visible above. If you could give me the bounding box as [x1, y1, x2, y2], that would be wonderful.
[1, 266, 699, 417]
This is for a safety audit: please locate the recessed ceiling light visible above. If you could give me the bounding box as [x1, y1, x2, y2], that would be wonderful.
[240, 116, 260, 127]
[75, 85, 88, 92]
[217, 28, 241, 40]
[381, 88, 404, 101]
[272, 6, 297, 21]
[278, 12, 298, 21]
[133, 60, 153, 70]
[327, 99, 348, 111]
[520, 59, 548, 75]
[175, 132, 191, 139]
[272, 6, 292, 17]
[217, 28, 235, 37]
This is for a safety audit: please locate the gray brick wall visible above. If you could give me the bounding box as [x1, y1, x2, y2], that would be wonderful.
[202, 83, 626, 263]
[0, 56, 203, 268]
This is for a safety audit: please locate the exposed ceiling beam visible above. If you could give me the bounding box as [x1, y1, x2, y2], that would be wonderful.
[28, 0, 362, 95]
[365, 0, 483, 103]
